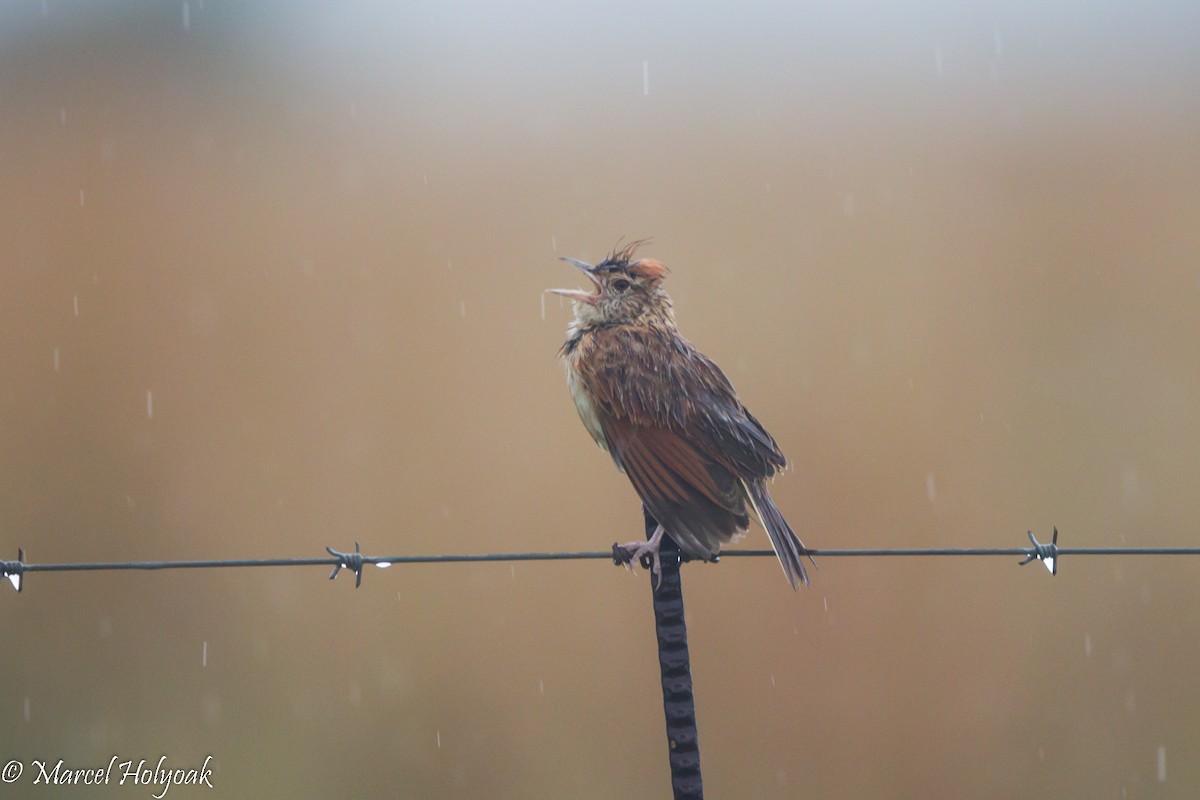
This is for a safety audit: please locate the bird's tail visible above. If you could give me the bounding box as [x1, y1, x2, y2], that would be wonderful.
[743, 480, 811, 589]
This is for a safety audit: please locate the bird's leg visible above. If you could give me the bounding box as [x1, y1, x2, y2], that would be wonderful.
[613, 523, 667, 588]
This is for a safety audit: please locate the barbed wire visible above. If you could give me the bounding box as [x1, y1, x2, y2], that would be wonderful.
[2, 527, 1199, 593]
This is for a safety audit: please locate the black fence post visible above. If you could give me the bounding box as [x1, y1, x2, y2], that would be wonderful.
[644, 505, 704, 800]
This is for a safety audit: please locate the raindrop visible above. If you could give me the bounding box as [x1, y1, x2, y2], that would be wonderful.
[447, 259, 452, 271]
[770, 674, 776, 687]
[925, 473, 937, 503]
[1157, 746, 1166, 782]
[59, 107, 67, 125]
[181, 1, 189, 30]
[146, 390, 154, 419]
[79, 189, 85, 206]
[510, 565, 516, 579]
[934, 47, 944, 75]
[1121, 465, 1142, 508]
[823, 596, 828, 612]
[459, 300, 466, 317]
[538, 679, 544, 695]
[436, 730, 442, 748]
[73, 294, 79, 316]
[376, 561, 392, 569]
[540, 292, 546, 320]
[422, 174, 428, 186]
[202, 693, 221, 725]
[202, 641, 208, 667]
[53, 348, 60, 371]
[642, 60, 650, 95]
[24, 697, 30, 722]
[551, 235, 557, 252]
[1084, 633, 1092, 657]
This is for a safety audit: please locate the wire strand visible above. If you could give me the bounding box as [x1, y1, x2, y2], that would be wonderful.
[6, 545, 1200, 574]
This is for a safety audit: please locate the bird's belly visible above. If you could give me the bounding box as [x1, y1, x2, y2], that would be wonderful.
[568, 370, 609, 452]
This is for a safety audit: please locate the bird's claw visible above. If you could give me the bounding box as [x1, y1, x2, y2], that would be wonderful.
[612, 539, 664, 590]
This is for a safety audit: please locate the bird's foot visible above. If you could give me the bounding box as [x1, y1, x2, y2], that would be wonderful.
[612, 524, 667, 590]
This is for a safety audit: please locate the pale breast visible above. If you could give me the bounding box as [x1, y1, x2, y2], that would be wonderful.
[567, 366, 609, 452]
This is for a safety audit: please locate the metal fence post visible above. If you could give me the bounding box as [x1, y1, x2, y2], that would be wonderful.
[644, 506, 704, 800]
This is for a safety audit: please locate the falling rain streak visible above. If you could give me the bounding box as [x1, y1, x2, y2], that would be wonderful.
[540, 291, 546, 320]
[181, 1, 189, 30]
[73, 294, 79, 316]
[79, 189, 85, 206]
[202, 641, 208, 667]
[146, 390, 154, 419]
[1157, 746, 1166, 782]
[53, 348, 60, 371]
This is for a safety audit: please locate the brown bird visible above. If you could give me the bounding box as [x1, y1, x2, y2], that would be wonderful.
[549, 240, 810, 588]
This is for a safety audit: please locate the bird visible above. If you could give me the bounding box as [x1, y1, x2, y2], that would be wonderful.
[549, 240, 810, 589]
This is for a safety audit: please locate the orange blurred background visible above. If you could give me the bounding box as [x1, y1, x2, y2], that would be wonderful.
[3, 2, 1200, 797]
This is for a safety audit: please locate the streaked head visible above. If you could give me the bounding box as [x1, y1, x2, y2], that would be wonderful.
[548, 240, 672, 328]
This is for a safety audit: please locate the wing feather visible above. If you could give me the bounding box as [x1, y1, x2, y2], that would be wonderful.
[580, 323, 793, 562]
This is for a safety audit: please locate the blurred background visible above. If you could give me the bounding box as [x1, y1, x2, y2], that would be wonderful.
[2, 1, 1200, 797]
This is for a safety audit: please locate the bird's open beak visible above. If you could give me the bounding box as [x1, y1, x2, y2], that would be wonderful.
[547, 257, 603, 305]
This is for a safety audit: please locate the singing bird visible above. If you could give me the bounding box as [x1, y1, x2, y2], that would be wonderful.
[550, 241, 810, 588]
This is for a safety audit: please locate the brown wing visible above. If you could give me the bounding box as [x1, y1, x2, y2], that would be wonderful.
[580, 323, 786, 559]
[600, 418, 749, 559]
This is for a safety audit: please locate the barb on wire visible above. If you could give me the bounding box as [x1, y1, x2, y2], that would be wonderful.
[3, 528, 1200, 594]
[1018, 526, 1059, 575]
[1, 548, 24, 592]
[327, 541, 366, 587]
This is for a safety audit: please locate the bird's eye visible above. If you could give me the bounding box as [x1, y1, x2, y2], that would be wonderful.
[611, 278, 631, 292]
